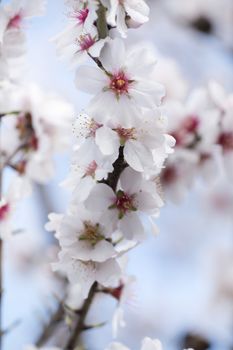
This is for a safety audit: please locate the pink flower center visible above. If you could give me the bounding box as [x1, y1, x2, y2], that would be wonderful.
[172, 115, 200, 147]
[7, 13, 22, 30]
[110, 72, 130, 96]
[161, 165, 178, 185]
[182, 115, 199, 133]
[75, 8, 89, 25]
[78, 34, 95, 51]
[110, 190, 137, 219]
[104, 283, 124, 300]
[85, 160, 97, 177]
[0, 203, 10, 221]
[218, 132, 233, 152]
[115, 127, 136, 145]
[199, 153, 211, 163]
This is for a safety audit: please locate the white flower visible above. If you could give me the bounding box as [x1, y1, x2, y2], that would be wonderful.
[0, 0, 46, 80]
[1, 84, 74, 184]
[110, 275, 136, 338]
[95, 109, 172, 172]
[161, 85, 223, 202]
[85, 167, 163, 240]
[63, 137, 116, 202]
[75, 38, 165, 127]
[53, 251, 121, 298]
[50, 205, 117, 263]
[161, 151, 198, 203]
[104, 0, 150, 37]
[53, 0, 107, 66]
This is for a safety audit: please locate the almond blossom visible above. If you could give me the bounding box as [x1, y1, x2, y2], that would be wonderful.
[103, 0, 150, 37]
[48, 205, 117, 263]
[75, 38, 165, 126]
[85, 167, 163, 240]
[45, 0, 175, 346]
[95, 109, 173, 172]
[109, 275, 136, 338]
[53, 251, 121, 298]
[53, 22, 108, 67]
[0, 0, 46, 80]
[62, 137, 116, 202]
[1, 84, 74, 184]
[161, 86, 222, 202]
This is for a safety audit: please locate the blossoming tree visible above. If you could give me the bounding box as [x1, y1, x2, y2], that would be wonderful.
[0, 0, 233, 349]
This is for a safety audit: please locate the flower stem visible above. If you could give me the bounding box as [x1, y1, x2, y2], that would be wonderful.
[97, 1, 108, 39]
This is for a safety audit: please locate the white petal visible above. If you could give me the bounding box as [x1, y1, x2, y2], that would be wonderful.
[120, 167, 142, 193]
[75, 66, 107, 94]
[119, 213, 145, 241]
[85, 184, 115, 211]
[124, 141, 153, 172]
[100, 38, 126, 72]
[96, 126, 119, 155]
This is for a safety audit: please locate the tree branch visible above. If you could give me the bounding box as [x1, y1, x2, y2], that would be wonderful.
[96, 1, 108, 39]
[65, 282, 98, 350]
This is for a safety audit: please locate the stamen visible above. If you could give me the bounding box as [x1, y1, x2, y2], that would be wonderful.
[79, 221, 104, 247]
[109, 190, 137, 219]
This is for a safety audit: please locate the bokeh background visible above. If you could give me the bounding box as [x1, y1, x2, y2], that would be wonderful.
[2, 0, 233, 349]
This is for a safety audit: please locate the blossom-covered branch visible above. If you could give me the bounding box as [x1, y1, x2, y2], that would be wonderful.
[45, 0, 175, 348]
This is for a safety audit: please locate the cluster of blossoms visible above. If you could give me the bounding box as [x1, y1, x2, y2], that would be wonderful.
[0, 0, 74, 240]
[46, 0, 175, 345]
[0, 0, 46, 81]
[161, 82, 233, 202]
[0, 83, 73, 238]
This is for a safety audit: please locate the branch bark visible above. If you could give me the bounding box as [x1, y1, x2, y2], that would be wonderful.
[96, 1, 108, 39]
[65, 282, 98, 350]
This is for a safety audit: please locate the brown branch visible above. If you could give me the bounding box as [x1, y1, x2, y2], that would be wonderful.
[36, 302, 64, 347]
[96, 1, 108, 39]
[65, 282, 98, 350]
[101, 146, 128, 191]
[0, 143, 28, 172]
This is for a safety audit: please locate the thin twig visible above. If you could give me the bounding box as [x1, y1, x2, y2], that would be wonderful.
[0, 143, 28, 172]
[65, 282, 98, 350]
[36, 302, 64, 347]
